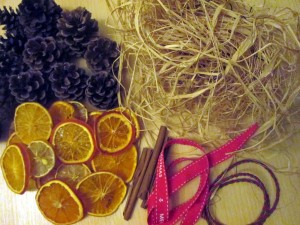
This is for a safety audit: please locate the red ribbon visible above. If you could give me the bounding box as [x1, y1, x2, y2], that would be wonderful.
[147, 123, 259, 225]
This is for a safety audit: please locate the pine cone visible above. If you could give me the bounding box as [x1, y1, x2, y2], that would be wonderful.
[0, 94, 18, 139]
[86, 71, 119, 109]
[0, 6, 19, 32]
[0, 76, 9, 106]
[85, 37, 119, 73]
[9, 70, 49, 105]
[0, 49, 26, 78]
[57, 7, 99, 57]
[0, 6, 27, 54]
[49, 62, 88, 101]
[0, 32, 27, 54]
[23, 36, 61, 73]
[18, 0, 62, 38]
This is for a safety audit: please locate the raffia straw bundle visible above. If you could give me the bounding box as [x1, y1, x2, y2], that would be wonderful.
[107, 0, 300, 151]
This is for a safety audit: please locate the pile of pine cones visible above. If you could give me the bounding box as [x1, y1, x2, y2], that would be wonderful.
[0, 0, 120, 134]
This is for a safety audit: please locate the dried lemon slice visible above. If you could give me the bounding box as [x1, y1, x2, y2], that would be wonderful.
[14, 102, 53, 144]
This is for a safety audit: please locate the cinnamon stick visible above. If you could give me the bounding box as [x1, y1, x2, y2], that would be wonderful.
[132, 147, 148, 183]
[139, 126, 168, 200]
[123, 148, 153, 220]
[141, 136, 171, 208]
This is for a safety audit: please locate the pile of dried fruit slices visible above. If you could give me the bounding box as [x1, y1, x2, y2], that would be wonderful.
[0, 101, 140, 224]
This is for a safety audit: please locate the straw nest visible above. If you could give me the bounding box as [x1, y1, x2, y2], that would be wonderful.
[107, 0, 300, 151]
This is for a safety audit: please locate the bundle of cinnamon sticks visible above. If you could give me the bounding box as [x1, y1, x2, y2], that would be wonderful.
[123, 126, 168, 220]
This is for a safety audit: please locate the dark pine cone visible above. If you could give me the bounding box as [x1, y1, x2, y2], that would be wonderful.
[0, 49, 26, 78]
[85, 37, 120, 73]
[18, 0, 62, 38]
[0, 32, 27, 54]
[57, 7, 99, 57]
[23, 36, 61, 73]
[86, 71, 119, 109]
[0, 6, 27, 54]
[0, 94, 18, 139]
[0, 76, 9, 106]
[9, 70, 49, 105]
[49, 62, 88, 101]
[0, 6, 19, 33]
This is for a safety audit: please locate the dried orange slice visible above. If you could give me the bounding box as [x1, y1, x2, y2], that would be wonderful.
[27, 140, 56, 178]
[55, 164, 91, 188]
[36, 180, 84, 224]
[7, 132, 22, 145]
[49, 101, 75, 125]
[36, 167, 58, 189]
[51, 120, 95, 164]
[95, 111, 135, 153]
[27, 178, 38, 191]
[14, 102, 53, 144]
[1, 144, 31, 194]
[113, 107, 140, 139]
[76, 172, 127, 216]
[91, 145, 137, 183]
[69, 101, 88, 122]
[87, 111, 103, 127]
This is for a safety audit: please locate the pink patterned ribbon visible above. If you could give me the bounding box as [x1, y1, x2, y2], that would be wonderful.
[147, 123, 259, 225]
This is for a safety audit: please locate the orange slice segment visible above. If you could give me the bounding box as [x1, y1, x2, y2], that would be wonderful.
[91, 145, 137, 183]
[76, 172, 127, 216]
[51, 120, 95, 164]
[36, 180, 84, 224]
[14, 102, 53, 144]
[95, 112, 135, 153]
[27, 140, 56, 178]
[69, 101, 88, 122]
[55, 164, 91, 188]
[1, 144, 31, 194]
[49, 101, 75, 125]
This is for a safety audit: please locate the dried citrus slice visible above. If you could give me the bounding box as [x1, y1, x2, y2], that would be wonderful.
[113, 107, 140, 139]
[95, 111, 135, 153]
[51, 120, 95, 164]
[76, 172, 127, 216]
[91, 145, 137, 183]
[88, 111, 103, 127]
[48, 101, 75, 125]
[69, 101, 88, 122]
[7, 132, 22, 145]
[14, 102, 53, 144]
[1, 144, 31, 194]
[36, 167, 58, 189]
[55, 164, 91, 188]
[36, 180, 84, 224]
[27, 140, 56, 178]
[27, 178, 38, 191]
